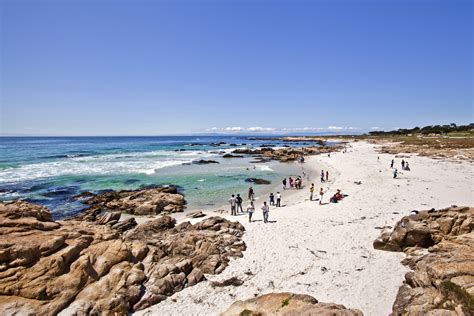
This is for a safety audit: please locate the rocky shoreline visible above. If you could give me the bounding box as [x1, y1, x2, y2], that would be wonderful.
[0, 199, 246, 314]
[374, 206, 474, 315]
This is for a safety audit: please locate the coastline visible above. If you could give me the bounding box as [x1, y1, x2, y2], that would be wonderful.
[136, 141, 474, 315]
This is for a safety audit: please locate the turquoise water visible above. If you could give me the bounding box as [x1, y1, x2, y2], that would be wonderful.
[0, 136, 318, 219]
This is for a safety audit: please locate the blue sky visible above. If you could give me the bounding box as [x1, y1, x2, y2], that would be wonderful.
[1, 0, 472, 135]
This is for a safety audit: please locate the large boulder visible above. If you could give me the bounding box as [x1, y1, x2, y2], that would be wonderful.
[221, 292, 362, 316]
[0, 201, 246, 315]
[374, 206, 474, 315]
[74, 186, 186, 219]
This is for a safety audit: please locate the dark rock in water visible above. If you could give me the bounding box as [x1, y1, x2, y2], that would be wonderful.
[123, 179, 141, 185]
[209, 142, 226, 147]
[229, 143, 238, 146]
[42, 188, 78, 198]
[72, 191, 97, 200]
[223, 154, 244, 158]
[192, 159, 219, 165]
[0, 201, 246, 314]
[245, 178, 271, 185]
[174, 149, 186, 151]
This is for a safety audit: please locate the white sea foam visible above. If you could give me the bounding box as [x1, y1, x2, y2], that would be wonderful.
[0, 151, 202, 183]
[257, 165, 274, 172]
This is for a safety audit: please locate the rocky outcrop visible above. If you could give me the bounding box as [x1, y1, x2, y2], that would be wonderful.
[245, 178, 271, 185]
[221, 292, 362, 316]
[0, 201, 246, 315]
[374, 206, 474, 315]
[74, 186, 186, 219]
[222, 153, 244, 158]
[231, 145, 342, 162]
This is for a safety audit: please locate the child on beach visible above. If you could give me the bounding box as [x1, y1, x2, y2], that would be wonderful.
[261, 202, 269, 223]
[247, 202, 255, 223]
[289, 177, 294, 189]
[320, 170, 325, 183]
[282, 178, 287, 190]
[319, 188, 324, 204]
[326, 171, 329, 182]
[393, 169, 398, 178]
[309, 183, 314, 200]
[269, 193, 275, 206]
[276, 192, 281, 207]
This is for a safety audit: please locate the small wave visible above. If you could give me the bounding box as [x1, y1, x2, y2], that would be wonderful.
[197, 179, 205, 182]
[257, 165, 274, 172]
[0, 157, 193, 183]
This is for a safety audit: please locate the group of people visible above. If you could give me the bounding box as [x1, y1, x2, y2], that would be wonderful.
[390, 159, 411, 179]
[282, 176, 303, 190]
[320, 170, 329, 182]
[309, 184, 343, 204]
[309, 184, 327, 204]
[329, 189, 345, 203]
[229, 188, 282, 223]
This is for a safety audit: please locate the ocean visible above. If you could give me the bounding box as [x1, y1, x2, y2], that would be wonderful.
[0, 136, 323, 219]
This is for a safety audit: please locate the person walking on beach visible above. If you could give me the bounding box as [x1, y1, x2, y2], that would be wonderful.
[390, 159, 394, 168]
[321, 170, 325, 183]
[282, 178, 287, 190]
[393, 169, 398, 179]
[309, 183, 314, 201]
[401, 160, 405, 169]
[262, 202, 269, 223]
[326, 171, 329, 182]
[236, 194, 243, 213]
[248, 187, 255, 201]
[269, 193, 275, 206]
[276, 192, 281, 207]
[229, 195, 237, 216]
[247, 202, 255, 223]
[319, 187, 324, 204]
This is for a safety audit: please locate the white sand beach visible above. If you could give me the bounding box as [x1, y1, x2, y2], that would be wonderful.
[137, 141, 474, 316]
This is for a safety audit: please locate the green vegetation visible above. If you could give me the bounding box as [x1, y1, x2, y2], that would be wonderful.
[368, 123, 474, 136]
[239, 309, 254, 316]
[440, 280, 474, 314]
[281, 297, 291, 308]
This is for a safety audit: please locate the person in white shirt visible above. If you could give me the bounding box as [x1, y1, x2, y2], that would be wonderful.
[261, 201, 269, 223]
[247, 202, 255, 223]
[229, 195, 236, 216]
[276, 192, 281, 207]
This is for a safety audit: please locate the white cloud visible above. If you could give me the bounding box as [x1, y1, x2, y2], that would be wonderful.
[206, 126, 362, 133]
[370, 126, 380, 130]
[206, 126, 275, 132]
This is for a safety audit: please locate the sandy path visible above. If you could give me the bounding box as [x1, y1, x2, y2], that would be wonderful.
[137, 141, 474, 316]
